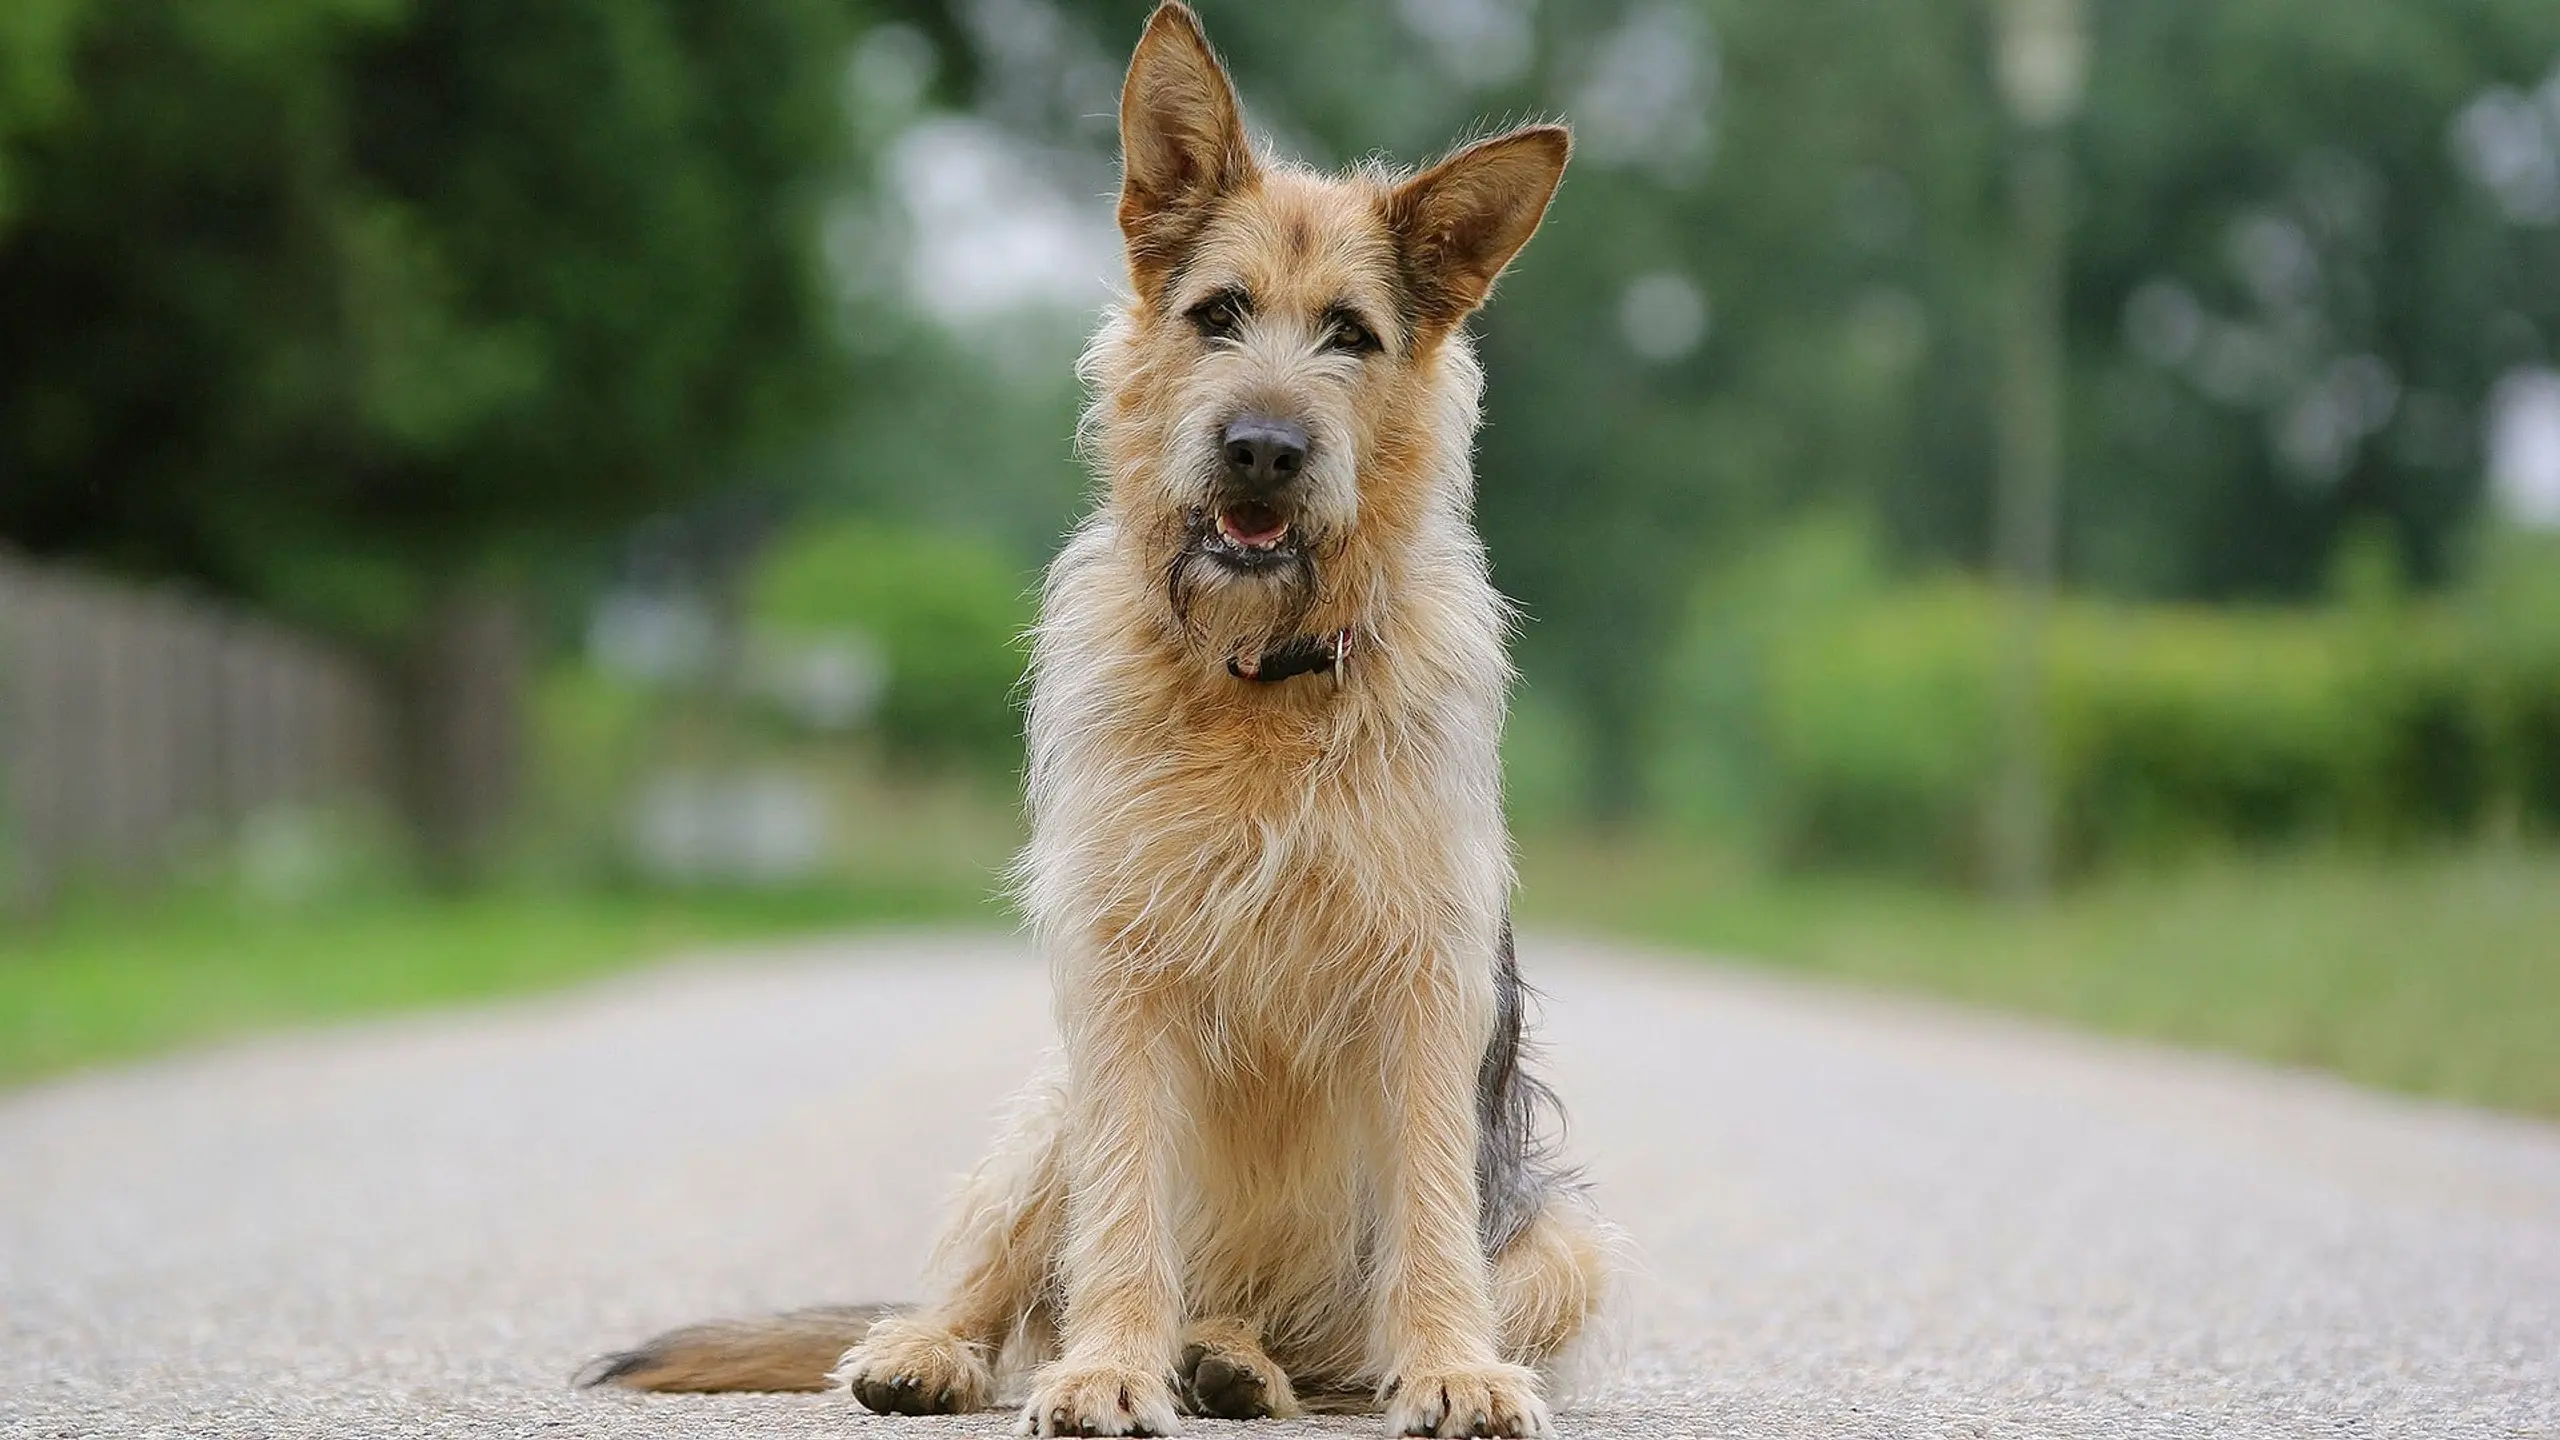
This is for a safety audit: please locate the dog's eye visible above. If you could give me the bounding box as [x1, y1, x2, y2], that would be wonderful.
[1189, 295, 1245, 341]
[1325, 316, 1379, 355]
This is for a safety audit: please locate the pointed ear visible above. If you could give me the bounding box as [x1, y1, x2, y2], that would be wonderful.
[1389, 125, 1571, 326]
[1117, 2, 1256, 282]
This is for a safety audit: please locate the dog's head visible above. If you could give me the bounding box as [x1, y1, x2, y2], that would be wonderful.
[1094, 2, 1568, 661]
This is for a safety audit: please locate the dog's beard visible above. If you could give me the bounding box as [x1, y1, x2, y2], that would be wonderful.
[1162, 509, 1322, 661]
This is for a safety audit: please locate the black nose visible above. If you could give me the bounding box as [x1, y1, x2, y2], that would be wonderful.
[1220, 416, 1309, 491]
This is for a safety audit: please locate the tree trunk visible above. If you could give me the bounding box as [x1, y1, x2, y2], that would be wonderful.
[398, 588, 525, 888]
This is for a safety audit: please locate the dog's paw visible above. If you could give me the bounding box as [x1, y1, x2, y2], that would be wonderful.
[1382, 1361, 1551, 1438]
[830, 1313, 992, 1416]
[1177, 1331, 1298, 1420]
[1018, 1362, 1182, 1437]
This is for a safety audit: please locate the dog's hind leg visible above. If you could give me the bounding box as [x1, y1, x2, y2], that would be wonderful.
[1176, 1317, 1301, 1420]
[835, 1071, 1071, 1415]
[1491, 1194, 1612, 1371]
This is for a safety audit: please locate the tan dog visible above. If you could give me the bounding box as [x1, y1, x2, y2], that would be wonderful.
[582, 5, 1608, 1434]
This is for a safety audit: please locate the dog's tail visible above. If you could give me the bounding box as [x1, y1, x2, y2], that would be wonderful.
[576, 1302, 896, 1393]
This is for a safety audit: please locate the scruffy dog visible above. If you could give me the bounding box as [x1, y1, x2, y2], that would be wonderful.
[583, 5, 1607, 1434]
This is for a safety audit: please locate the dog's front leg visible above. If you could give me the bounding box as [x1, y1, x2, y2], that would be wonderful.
[1021, 988, 1185, 1437]
[1373, 964, 1553, 1439]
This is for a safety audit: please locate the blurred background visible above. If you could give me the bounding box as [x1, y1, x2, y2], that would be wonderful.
[1, 0, 2555, 1113]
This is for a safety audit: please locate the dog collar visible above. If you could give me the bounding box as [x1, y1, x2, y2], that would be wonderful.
[1228, 629, 1352, 684]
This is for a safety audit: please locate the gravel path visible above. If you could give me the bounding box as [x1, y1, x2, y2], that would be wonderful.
[4, 931, 2557, 1439]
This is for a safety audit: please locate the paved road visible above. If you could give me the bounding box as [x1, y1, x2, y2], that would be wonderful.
[4, 932, 2557, 1440]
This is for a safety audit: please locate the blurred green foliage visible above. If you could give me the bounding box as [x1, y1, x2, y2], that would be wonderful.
[0, 0, 84, 225]
[0, 0, 861, 637]
[2465, 525, 2560, 825]
[752, 520, 1035, 770]
[1657, 521, 2560, 879]
[522, 664, 656, 884]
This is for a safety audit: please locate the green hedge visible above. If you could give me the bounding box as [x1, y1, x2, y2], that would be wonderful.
[751, 520, 1035, 772]
[1656, 523, 2560, 879]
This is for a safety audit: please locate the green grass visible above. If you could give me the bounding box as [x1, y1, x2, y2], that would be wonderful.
[0, 881, 999, 1087]
[1518, 838, 2560, 1117]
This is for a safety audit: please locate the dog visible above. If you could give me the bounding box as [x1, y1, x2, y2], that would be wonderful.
[581, 5, 1607, 1435]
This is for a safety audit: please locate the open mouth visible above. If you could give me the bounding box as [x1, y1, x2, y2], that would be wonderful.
[1214, 501, 1290, 552]
[1198, 501, 1300, 571]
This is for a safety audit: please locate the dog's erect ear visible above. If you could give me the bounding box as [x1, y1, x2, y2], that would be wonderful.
[1389, 125, 1571, 326]
[1117, 2, 1256, 280]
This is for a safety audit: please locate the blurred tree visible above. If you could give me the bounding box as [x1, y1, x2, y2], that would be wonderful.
[0, 0, 87, 228]
[1486, 0, 2003, 822]
[0, 0, 867, 876]
[2073, 0, 2560, 598]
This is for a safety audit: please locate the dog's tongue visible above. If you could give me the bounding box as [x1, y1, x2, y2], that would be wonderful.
[1218, 502, 1289, 548]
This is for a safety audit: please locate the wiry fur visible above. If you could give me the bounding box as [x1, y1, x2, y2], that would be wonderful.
[581, 6, 1610, 1435]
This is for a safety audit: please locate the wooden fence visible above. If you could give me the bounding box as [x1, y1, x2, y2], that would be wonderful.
[0, 551, 392, 905]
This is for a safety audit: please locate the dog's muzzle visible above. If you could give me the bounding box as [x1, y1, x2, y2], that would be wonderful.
[1200, 415, 1313, 569]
